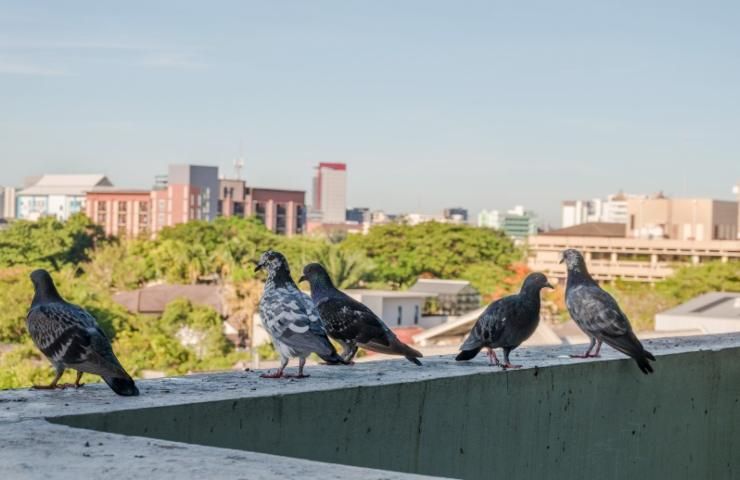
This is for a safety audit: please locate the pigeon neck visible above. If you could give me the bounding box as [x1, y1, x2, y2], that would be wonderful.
[566, 263, 594, 286]
[310, 277, 338, 301]
[32, 282, 64, 307]
[265, 266, 295, 289]
[520, 283, 543, 302]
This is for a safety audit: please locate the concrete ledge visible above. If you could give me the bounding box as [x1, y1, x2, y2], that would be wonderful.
[2, 334, 740, 479]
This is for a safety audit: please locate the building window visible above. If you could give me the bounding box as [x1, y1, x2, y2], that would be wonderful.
[138, 201, 149, 232]
[296, 205, 305, 234]
[276, 204, 287, 234]
[96, 201, 107, 224]
[414, 305, 419, 325]
[117, 201, 127, 230]
[397, 305, 403, 325]
[254, 202, 266, 224]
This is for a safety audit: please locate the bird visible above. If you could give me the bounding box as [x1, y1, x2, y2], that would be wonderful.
[561, 248, 656, 374]
[456, 272, 553, 368]
[26, 269, 139, 396]
[255, 250, 347, 378]
[300, 263, 423, 366]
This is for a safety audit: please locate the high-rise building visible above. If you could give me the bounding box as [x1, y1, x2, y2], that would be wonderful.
[85, 188, 153, 238]
[346, 207, 370, 224]
[312, 162, 347, 224]
[443, 207, 468, 224]
[501, 206, 539, 240]
[477, 209, 502, 229]
[561, 192, 646, 228]
[626, 196, 737, 240]
[151, 165, 219, 233]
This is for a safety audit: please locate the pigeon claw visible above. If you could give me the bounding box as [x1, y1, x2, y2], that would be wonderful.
[501, 363, 522, 369]
[259, 370, 285, 379]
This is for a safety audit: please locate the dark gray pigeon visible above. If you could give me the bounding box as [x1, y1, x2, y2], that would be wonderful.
[561, 249, 656, 374]
[300, 263, 423, 366]
[456, 272, 553, 368]
[255, 250, 347, 378]
[26, 269, 139, 396]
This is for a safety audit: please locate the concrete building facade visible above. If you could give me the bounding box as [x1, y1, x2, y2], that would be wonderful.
[312, 162, 347, 224]
[626, 197, 738, 241]
[561, 192, 643, 228]
[85, 189, 153, 238]
[218, 179, 306, 236]
[151, 165, 219, 233]
[528, 224, 740, 283]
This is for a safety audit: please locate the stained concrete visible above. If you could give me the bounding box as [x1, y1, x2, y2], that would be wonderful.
[2, 334, 740, 479]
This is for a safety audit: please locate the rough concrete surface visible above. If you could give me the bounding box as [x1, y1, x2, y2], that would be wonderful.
[1, 333, 739, 479]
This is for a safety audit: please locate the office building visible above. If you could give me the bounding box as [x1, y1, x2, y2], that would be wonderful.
[312, 162, 347, 224]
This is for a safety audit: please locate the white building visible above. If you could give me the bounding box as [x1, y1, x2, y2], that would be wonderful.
[477, 209, 502, 229]
[312, 163, 347, 224]
[0, 186, 17, 219]
[345, 290, 442, 328]
[16, 174, 113, 221]
[561, 192, 645, 228]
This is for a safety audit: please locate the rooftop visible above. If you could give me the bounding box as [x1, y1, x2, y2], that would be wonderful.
[409, 279, 476, 295]
[19, 174, 112, 196]
[113, 284, 225, 316]
[2, 334, 739, 479]
[542, 222, 627, 237]
[657, 292, 740, 319]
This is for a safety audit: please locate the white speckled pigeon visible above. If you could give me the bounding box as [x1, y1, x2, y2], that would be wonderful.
[26, 269, 139, 396]
[255, 251, 347, 378]
[300, 263, 423, 366]
[456, 272, 553, 368]
[561, 249, 656, 374]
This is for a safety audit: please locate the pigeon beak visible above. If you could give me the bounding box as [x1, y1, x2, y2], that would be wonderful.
[298, 275, 306, 283]
[559, 254, 565, 264]
[546, 282, 555, 289]
[254, 262, 265, 272]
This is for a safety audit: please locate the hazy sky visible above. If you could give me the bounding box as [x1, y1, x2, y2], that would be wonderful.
[1, 1, 739, 226]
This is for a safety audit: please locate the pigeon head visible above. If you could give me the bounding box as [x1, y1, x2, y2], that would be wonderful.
[254, 250, 292, 282]
[30, 269, 63, 304]
[299, 263, 335, 288]
[560, 249, 588, 272]
[521, 272, 554, 293]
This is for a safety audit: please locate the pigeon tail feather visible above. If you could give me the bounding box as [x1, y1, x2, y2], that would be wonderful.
[455, 346, 482, 361]
[103, 375, 139, 396]
[635, 354, 655, 375]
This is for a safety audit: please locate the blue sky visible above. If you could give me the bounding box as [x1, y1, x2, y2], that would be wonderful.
[1, 1, 739, 226]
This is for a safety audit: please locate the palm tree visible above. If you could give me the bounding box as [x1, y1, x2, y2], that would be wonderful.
[309, 245, 373, 289]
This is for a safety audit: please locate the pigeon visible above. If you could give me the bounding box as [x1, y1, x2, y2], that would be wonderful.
[255, 250, 347, 378]
[300, 263, 423, 366]
[561, 249, 656, 374]
[456, 272, 553, 368]
[26, 269, 139, 396]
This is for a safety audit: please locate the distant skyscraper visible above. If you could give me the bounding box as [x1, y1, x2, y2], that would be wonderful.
[312, 162, 347, 224]
[477, 209, 502, 229]
[443, 207, 468, 224]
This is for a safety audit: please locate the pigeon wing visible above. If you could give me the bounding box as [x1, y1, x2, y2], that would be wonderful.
[461, 297, 512, 350]
[263, 290, 336, 356]
[27, 304, 129, 378]
[316, 296, 388, 345]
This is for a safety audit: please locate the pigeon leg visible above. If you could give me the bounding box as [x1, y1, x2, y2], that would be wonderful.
[501, 347, 522, 369]
[74, 371, 85, 388]
[589, 340, 603, 358]
[570, 337, 596, 359]
[260, 357, 289, 379]
[32, 367, 65, 390]
[285, 357, 310, 379]
[486, 348, 500, 366]
[342, 342, 359, 365]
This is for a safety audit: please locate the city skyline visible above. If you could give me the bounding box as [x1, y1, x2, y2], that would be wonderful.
[2, 2, 740, 225]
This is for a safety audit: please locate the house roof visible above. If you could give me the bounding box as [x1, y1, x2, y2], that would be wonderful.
[19, 174, 112, 196]
[113, 284, 225, 316]
[409, 279, 478, 295]
[657, 292, 740, 320]
[542, 222, 626, 238]
[344, 289, 434, 299]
